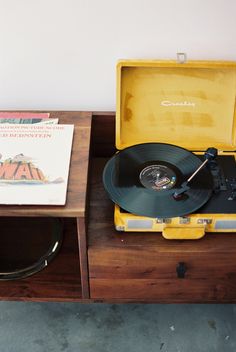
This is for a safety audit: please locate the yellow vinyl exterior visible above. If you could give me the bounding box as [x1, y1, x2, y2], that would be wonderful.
[115, 59, 236, 239]
[114, 204, 236, 239]
[116, 60, 236, 151]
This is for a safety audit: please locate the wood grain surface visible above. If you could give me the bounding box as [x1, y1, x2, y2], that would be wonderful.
[77, 217, 90, 298]
[91, 112, 116, 157]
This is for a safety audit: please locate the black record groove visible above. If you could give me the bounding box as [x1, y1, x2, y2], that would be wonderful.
[103, 143, 213, 218]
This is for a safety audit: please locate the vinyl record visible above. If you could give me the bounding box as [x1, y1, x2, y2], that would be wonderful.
[103, 143, 213, 218]
[0, 217, 63, 280]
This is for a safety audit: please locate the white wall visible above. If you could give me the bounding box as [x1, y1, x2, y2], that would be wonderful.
[0, 0, 235, 111]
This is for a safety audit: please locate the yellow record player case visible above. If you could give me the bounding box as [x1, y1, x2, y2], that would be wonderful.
[114, 58, 236, 239]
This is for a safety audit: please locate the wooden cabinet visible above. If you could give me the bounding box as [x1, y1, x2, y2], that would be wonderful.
[88, 113, 236, 303]
[1, 111, 236, 303]
[89, 236, 236, 302]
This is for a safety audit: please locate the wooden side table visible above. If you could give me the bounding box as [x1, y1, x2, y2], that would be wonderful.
[2, 111, 236, 303]
[0, 111, 92, 301]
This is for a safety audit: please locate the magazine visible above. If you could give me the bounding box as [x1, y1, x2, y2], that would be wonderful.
[0, 118, 58, 124]
[0, 124, 74, 205]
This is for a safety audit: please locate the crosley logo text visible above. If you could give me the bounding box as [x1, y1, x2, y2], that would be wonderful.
[161, 100, 195, 107]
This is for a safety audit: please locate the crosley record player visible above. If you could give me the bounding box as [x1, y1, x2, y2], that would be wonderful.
[103, 55, 236, 240]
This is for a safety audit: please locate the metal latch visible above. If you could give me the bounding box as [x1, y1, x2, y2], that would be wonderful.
[177, 52, 187, 64]
[176, 262, 187, 278]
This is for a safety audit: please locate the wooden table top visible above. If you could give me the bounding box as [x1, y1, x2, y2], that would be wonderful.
[0, 111, 92, 217]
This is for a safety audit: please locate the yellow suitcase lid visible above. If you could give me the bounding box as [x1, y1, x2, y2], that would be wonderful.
[116, 59, 236, 151]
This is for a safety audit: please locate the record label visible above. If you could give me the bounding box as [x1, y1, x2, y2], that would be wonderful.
[139, 164, 177, 191]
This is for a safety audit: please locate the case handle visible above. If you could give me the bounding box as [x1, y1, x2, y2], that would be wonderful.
[162, 227, 205, 240]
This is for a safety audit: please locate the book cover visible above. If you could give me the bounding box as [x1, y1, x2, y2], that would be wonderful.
[0, 112, 50, 119]
[0, 124, 74, 205]
[0, 118, 58, 124]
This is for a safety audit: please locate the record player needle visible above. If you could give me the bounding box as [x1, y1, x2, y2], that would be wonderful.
[173, 147, 218, 199]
